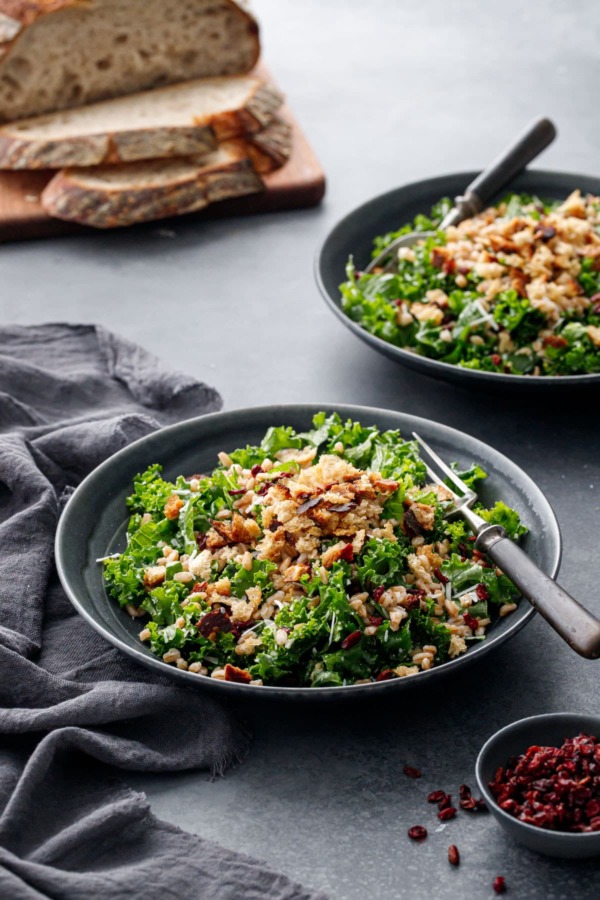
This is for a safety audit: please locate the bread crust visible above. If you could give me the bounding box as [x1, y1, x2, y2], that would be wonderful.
[41, 146, 266, 228]
[0, 0, 260, 119]
[0, 79, 283, 168]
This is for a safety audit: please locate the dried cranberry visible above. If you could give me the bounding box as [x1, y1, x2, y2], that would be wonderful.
[372, 586, 385, 602]
[433, 567, 448, 585]
[407, 825, 428, 841]
[475, 583, 490, 601]
[369, 615, 384, 627]
[543, 334, 569, 349]
[340, 630, 361, 650]
[250, 464, 263, 476]
[427, 790, 447, 804]
[195, 532, 207, 550]
[437, 807, 457, 821]
[228, 488, 246, 496]
[438, 793, 452, 810]
[376, 669, 394, 681]
[197, 609, 232, 638]
[339, 543, 354, 562]
[459, 784, 472, 800]
[491, 353, 502, 366]
[257, 482, 270, 496]
[448, 845, 460, 867]
[403, 765, 422, 779]
[463, 612, 479, 631]
[403, 594, 422, 610]
[493, 876, 506, 894]
[460, 797, 477, 811]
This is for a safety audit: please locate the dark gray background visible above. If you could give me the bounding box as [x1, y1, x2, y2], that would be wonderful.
[1, 1, 599, 896]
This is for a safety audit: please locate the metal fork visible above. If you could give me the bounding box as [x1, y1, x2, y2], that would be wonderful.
[366, 117, 557, 275]
[413, 432, 600, 660]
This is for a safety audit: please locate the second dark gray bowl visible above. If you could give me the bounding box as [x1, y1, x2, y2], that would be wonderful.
[315, 168, 600, 391]
[476, 713, 600, 858]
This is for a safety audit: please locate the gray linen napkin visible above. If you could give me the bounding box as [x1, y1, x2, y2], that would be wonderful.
[0, 324, 327, 900]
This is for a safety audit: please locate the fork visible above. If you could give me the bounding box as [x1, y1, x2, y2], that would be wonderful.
[366, 117, 557, 275]
[413, 432, 600, 660]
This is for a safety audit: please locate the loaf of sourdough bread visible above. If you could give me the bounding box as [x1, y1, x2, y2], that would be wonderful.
[41, 119, 292, 228]
[0, 75, 283, 168]
[0, 0, 260, 122]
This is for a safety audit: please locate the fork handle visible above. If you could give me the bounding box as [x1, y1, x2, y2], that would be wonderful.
[476, 525, 600, 660]
[464, 117, 557, 210]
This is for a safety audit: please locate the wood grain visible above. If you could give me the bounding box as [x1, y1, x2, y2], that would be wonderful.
[0, 71, 325, 241]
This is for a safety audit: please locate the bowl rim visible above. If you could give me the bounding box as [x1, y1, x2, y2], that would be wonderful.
[314, 167, 600, 387]
[476, 711, 600, 841]
[55, 402, 562, 696]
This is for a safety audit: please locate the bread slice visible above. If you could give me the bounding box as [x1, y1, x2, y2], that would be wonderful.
[0, 0, 259, 122]
[0, 75, 283, 169]
[41, 120, 292, 228]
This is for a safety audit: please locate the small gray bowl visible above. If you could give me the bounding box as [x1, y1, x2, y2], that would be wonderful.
[476, 713, 600, 858]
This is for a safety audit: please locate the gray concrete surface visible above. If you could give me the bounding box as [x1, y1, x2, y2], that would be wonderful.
[2, 1, 600, 896]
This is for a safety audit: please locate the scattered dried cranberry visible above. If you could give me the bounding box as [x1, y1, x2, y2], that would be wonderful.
[459, 784, 472, 800]
[372, 586, 385, 602]
[250, 464, 263, 476]
[427, 790, 447, 804]
[475, 583, 490, 601]
[340, 630, 361, 650]
[463, 612, 479, 632]
[493, 876, 506, 894]
[491, 353, 502, 366]
[438, 794, 453, 811]
[228, 488, 246, 495]
[489, 733, 600, 832]
[195, 532, 207, 550]
[407, 825, 428, 841]
[433, 567, 449, 585]
[403, 765, 422, 779]
[460, 797, 477, 811]
[448, 845, 460, 867]
[437, 807, 457, 821]
[369, 615, 384, 627]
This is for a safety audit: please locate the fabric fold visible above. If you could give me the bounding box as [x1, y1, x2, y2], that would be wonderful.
[0, 324, 326, 900]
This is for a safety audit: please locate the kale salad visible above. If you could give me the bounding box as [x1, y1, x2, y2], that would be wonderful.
[103, 413, 526, 687]
[340, 191, 600, 376]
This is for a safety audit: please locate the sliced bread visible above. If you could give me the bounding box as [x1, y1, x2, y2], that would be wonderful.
[0, 75, 283, 169]
[0, 0, 259, 122]
[41, 121, 292, 229]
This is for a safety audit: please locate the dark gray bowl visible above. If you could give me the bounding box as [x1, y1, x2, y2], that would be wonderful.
[55, 404, 561, 700]
[315, 168, 600, 390]
[476, 713, 600, 858]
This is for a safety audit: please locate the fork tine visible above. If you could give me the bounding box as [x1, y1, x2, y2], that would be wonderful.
[412, 432, 474, 497]
[421, 461, 459, 499]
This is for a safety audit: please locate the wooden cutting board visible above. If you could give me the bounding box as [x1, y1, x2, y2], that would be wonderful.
[0, 72, 325, 242]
